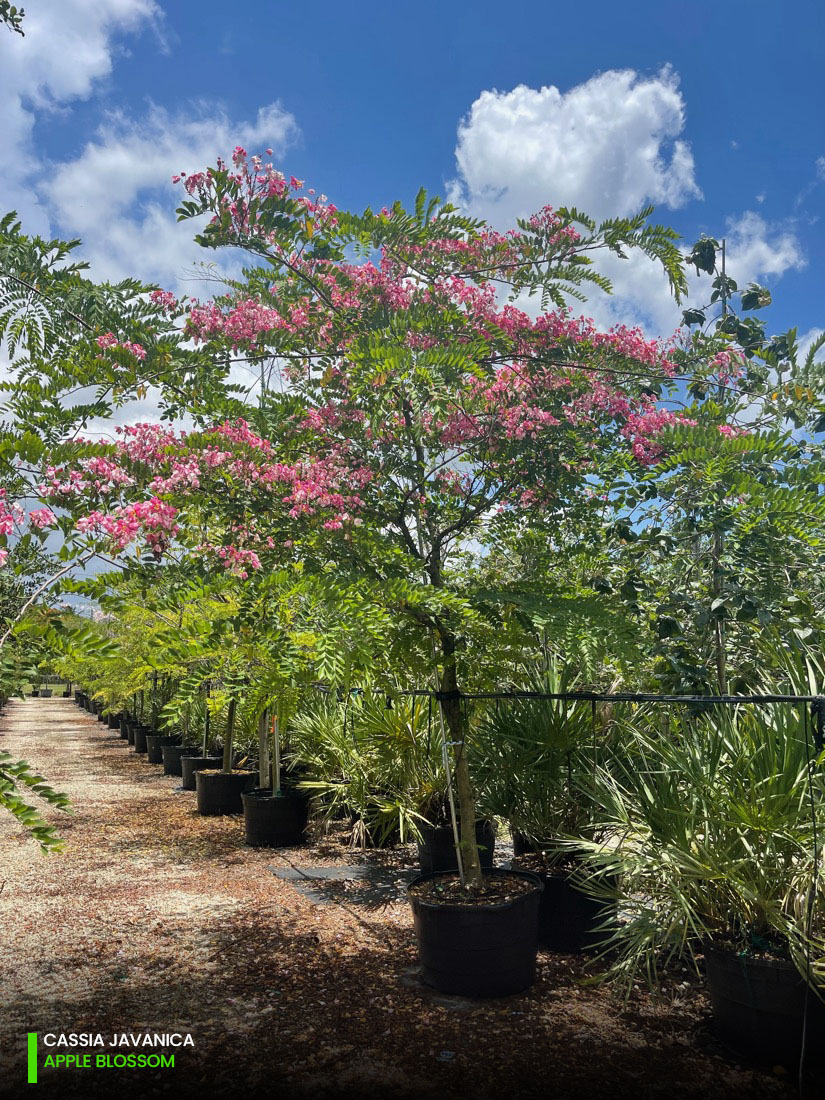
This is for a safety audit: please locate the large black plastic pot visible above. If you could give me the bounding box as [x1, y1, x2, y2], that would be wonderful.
[242, 787, 310, 847]
[532, 866, 617, 953]
[704, 942, 825, 1065]
[118, 718, 130, 741]
[180, 754, 222, 791]
[146, 733, 180, 764]
[195, 770, 256, 815]
[417, 820, 496, 874]
[161, 744, 200, 777]
[40, 688, 53, 698]
[408, 869, 543, 997]
[133, 725, 151, 753]
[107, 713, 121, 731]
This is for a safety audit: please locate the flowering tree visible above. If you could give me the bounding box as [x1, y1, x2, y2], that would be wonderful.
[39, 149, 721, 883]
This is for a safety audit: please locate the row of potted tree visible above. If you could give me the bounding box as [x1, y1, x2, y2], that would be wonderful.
[65, 648, 825, 1070]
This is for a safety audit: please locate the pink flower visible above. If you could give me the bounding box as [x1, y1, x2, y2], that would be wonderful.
[149, 289, 178, 312]
[27, 508, 57, 530]
[121, 341, 147, 361]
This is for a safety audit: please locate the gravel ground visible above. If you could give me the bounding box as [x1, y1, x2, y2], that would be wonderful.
[0, 698, 803, 1100]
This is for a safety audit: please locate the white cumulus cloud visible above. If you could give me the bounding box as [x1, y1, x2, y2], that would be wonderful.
[448, 67, 701, 224]
[447, 69, 805, 335]
[0, 0, 163, 231]
[44, 102, 298, 290]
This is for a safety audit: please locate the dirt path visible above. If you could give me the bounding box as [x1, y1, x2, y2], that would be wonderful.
[0, 699, 798, 1099]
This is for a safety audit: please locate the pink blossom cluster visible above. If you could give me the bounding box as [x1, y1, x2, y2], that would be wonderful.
[96, 333, 147, 361]
[41, 456, 135, 498]
[186, 298, 301, 348]
[709, 349, 745, 383]
[173, 147, 339, 250]
[0, 490, 24, 537]
[27, 508, 57, 530]
[386, 206, 580, 286]
[41, 426, 180, 498]
[0, 494, 57, 567]
[149, 289, 178, 312]
[198, 543, 262, 579]
[76, 497, 179, 553]
[116, 423, 180, 463]
[621, 403, 698, 465]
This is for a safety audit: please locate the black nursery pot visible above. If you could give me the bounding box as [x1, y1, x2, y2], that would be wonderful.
[132, 725, 151, 753]
[704, 942, 825, 1065]
[418, 820, 496, 875]
[161, 744, 200, 777]
[533, 865, 617, 953]
[195, 770, 256, 815]
[145, 733, 180, 764]
[512, 831, 540, 857]
[107, 713, 121, 731]
[118, 718, 131, 741]
[242, 787, 310, 847]
[180, 755, 223, 791]
[408, 869, 543, 997]
[30, 690, 40, 698]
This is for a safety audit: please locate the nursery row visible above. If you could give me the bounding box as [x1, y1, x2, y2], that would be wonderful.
[60, 678, 825, 1075]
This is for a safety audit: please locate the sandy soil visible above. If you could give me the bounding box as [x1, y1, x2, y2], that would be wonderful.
[0, 698, 802, 1099]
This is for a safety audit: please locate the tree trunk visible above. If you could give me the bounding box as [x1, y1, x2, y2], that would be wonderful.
[222, 698, 237, 773]
[202, 704, 211, 756]
[438, 633, 483, 887]
[258, 709, 269, 788]
[712, 528, 728, 694]
[271, 711, 282, 794]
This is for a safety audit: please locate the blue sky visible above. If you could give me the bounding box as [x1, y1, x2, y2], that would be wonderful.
[1, 0, 822, 357]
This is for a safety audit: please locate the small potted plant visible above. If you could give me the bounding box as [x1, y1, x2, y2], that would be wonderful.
[587, 702, 825, 1065]
[195, 694, 255, 815]
[160, 707, 202, 777]
[173, 685, 221, 787]
[243, 699, 313, 848]
[290, 692, 457, 852]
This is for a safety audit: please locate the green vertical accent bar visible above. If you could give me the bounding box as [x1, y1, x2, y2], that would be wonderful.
[27, 1032, 37, 1084]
